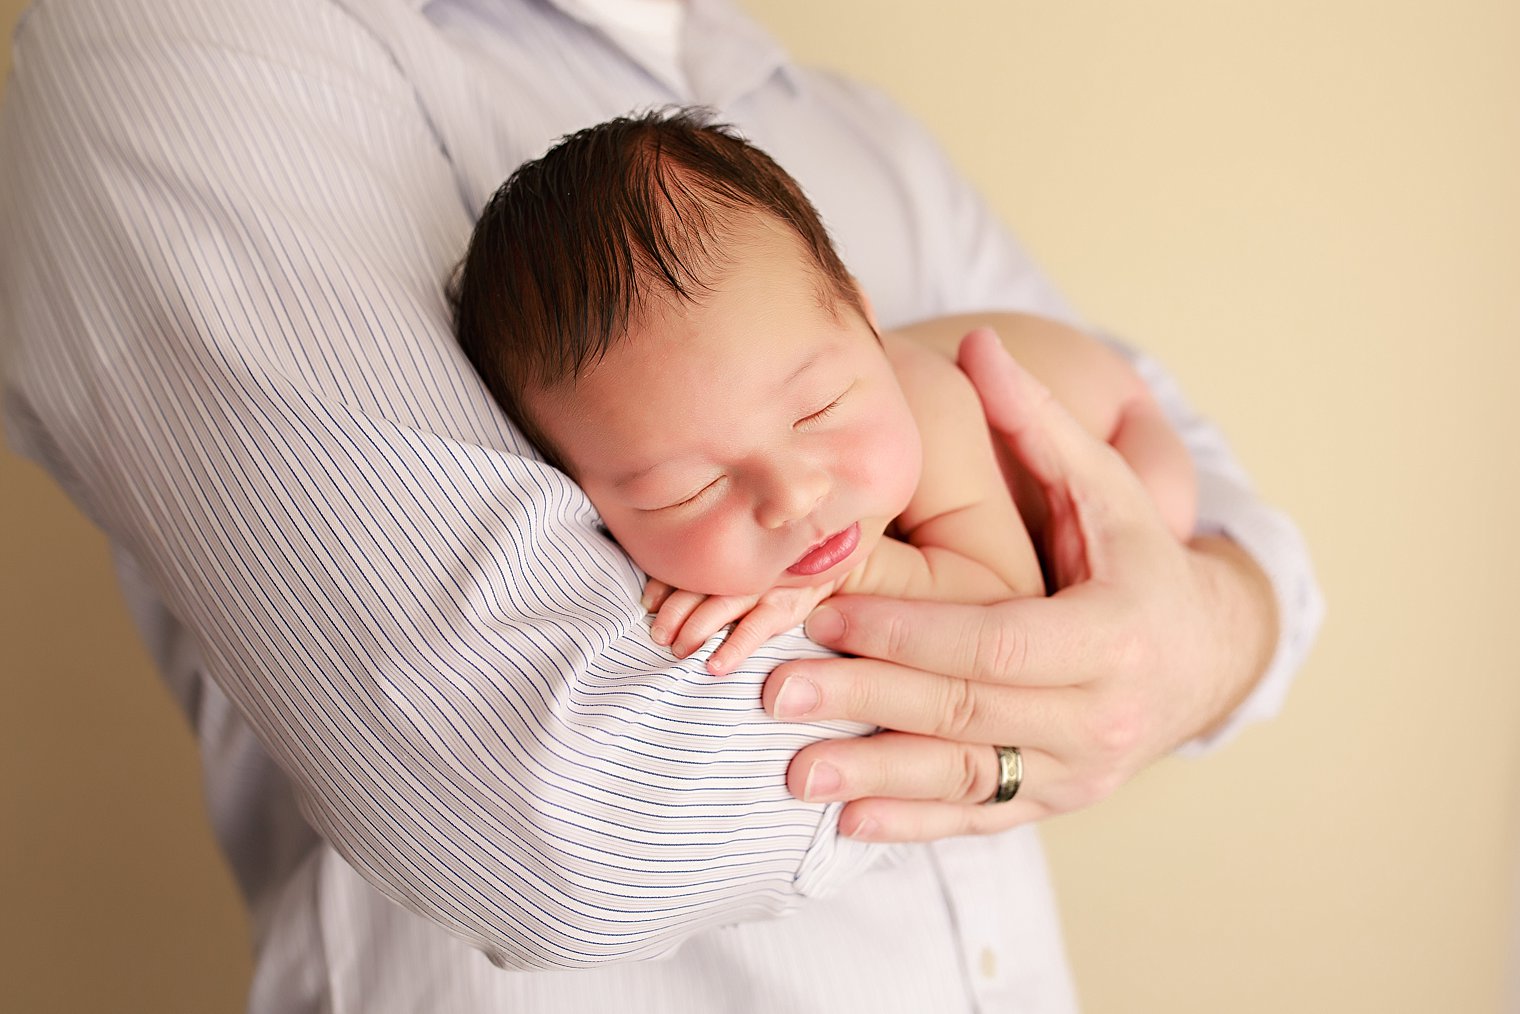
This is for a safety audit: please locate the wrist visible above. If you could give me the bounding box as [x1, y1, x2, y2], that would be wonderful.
[1186, 533, 1279, 741]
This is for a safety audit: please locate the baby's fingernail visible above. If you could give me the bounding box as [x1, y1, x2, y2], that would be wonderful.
[804, 606, 844, 645]
[773, 675, 820, 719]
[706, 655, 730, 676]
[802, 761, 841, 801]
[651, 626, 670, 645]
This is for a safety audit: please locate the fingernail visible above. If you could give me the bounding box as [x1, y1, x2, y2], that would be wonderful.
[804, 606, 843, 645]
[651, 626, 670, 646]
[773, 675, 820, 719]
[706, 656, 729, 677]
[802, 761, 842, 801]
[841, 816, 879, 840]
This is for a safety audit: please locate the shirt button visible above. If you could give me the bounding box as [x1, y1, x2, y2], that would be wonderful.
[979, 947, 997, 979]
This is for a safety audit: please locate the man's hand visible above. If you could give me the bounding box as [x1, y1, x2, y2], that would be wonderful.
[761, 328, 1278, 841]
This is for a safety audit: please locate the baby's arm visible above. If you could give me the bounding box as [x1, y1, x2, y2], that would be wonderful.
[891, 312, 1197, 540]
[836, 334, 1044, 603]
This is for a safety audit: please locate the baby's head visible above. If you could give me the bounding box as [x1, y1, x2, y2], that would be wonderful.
[452, 110, 922, 596]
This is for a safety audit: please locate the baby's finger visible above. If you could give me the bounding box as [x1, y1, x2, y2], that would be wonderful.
[651, 590, 708, 650]
[641, 579, 675, 613]
[671, 594, 754, 659]
[708, 602, 792, 676]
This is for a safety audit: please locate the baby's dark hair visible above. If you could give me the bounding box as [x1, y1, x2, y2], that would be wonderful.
[448, 108, 864, 471]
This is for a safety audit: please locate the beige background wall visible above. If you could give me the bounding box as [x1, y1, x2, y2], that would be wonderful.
[2, 1, 1516, 1011]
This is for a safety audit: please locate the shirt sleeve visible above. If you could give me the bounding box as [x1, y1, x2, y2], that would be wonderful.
[816, 74, 1324, 748]
[0, 0, 885, 969]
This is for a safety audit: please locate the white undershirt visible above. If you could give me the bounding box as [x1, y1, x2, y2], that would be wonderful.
[561, 0, 688, 92]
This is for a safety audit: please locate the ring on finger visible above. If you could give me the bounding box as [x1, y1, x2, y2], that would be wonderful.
[986, 745, 1023, 804]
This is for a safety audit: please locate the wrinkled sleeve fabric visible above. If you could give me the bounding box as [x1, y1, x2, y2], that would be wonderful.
[817, 75, 1323, 749]
[0, 0, 883, 968]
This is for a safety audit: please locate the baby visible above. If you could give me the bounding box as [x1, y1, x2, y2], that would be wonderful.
[451, 110, 1194, 675]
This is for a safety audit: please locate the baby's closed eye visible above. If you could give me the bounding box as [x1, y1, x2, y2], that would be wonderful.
[645, 476, 726, 513]
[793, 385, 853, 430]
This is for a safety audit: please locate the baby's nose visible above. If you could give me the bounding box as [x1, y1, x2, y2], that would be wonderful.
[756, 463, 829, 529]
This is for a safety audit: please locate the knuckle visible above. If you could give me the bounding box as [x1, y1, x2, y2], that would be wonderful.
[938, 678, 981, 740]
[868, 748, 903, 798]
[883, 611, 914, 661]
[1087, 698, 1143, 760]
[970, 613, 1025, 680]
[837, 670, 876, 721]
[955, 745, 990, 803]
[1109, 618, 1155, 676]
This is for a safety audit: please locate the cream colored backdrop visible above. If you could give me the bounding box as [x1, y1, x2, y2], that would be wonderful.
[2, 1, 1516, 1011]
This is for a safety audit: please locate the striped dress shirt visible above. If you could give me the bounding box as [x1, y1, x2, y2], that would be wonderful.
[0, 0, 1323, 1010]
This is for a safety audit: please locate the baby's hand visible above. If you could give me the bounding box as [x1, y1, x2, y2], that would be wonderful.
[642, 578, 834, 676]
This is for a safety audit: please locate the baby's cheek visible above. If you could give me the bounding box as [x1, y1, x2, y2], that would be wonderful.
[640, 517, 767, 597]
[603, 517, 697, 588]
[858, 418, 922, 513]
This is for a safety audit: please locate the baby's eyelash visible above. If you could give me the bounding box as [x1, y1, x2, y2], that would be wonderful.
[796, 394, 845, 428]
[662, 477, 722, 511]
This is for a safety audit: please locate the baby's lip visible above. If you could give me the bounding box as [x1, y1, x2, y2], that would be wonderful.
[787, 522, 862, 576]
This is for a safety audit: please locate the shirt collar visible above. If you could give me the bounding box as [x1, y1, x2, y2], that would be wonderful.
[413, 0, 797, 104]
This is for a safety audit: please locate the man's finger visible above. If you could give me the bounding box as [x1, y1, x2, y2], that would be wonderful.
[786, 731, 1046, 806]
[804, 592, 1117, 686]
[833, 796, 1050, 843]
[765, 654, 1087, 749]
[957, 326, 1118, 491]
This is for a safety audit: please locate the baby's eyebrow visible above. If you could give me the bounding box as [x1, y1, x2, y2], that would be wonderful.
[611, 461, 665, 490]
[783, 350, 823, 387]
[612, 456, 700, 492]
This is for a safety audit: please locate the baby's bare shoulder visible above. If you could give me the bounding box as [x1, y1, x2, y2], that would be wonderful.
[880, 332, 997, 525]
[881, 331, 980, 420]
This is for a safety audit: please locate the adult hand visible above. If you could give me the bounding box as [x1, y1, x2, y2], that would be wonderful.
[761, 328, 1278, 841]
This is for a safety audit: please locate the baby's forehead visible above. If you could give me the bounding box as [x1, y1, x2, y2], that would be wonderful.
[531, 219, 876, 473]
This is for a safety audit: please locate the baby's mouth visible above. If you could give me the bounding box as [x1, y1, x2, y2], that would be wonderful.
[787, 522, 861, 576]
